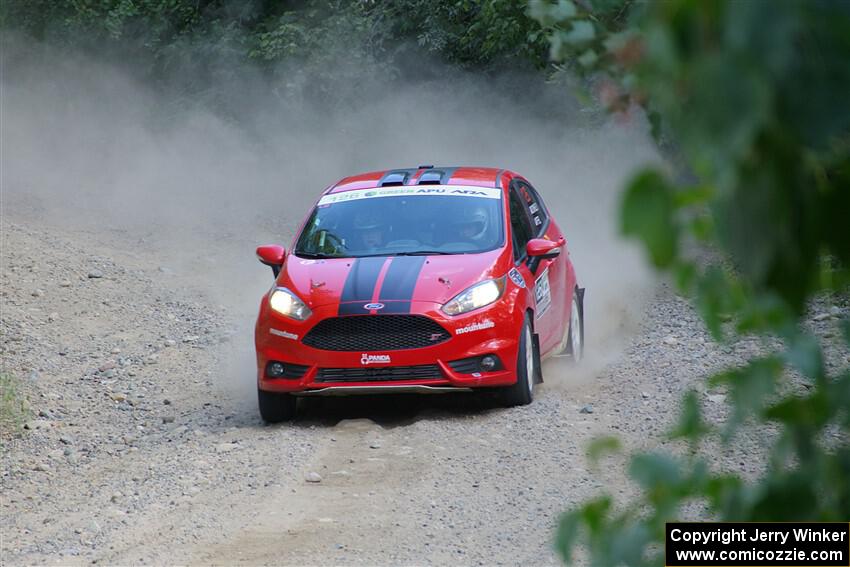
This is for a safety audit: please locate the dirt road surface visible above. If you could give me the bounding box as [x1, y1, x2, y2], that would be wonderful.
[5, 201, 810, 566]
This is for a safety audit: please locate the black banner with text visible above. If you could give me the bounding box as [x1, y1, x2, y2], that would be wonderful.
[665, 522, 849, 567]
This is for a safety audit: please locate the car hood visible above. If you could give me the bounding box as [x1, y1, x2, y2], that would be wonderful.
[280, 249, 508, 310]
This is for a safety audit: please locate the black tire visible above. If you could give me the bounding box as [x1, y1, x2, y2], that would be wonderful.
[501, 314, 536, 407]
[258, 387, 296, 423]
[566, 288, 584, 362]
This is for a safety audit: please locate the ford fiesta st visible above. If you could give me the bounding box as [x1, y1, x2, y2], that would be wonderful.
[254, 166, 584, 422]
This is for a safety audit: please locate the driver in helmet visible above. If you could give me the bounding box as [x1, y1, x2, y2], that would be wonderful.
[353, 211, 386, 251]
[451, 205, 488, 242]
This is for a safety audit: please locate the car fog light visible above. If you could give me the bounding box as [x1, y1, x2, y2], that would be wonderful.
[480, 355, 498, 371]
[267, 362, 286, 377]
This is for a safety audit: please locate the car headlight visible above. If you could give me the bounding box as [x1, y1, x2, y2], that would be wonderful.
[441, 276, 506, 316]
[269, 287, 312, 321]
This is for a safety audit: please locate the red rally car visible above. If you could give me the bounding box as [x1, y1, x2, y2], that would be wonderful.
[254, 166, 584, 422]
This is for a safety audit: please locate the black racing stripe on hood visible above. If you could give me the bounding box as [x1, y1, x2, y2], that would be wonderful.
[379, 256, 427, 303]
[338, 301, 372, 316]
[339, 257, 385, 314]
[378, 301, 412, 314]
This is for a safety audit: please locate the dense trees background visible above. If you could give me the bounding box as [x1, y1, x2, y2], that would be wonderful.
[1, 0, 550, 105]
[3, 1, 849, 565]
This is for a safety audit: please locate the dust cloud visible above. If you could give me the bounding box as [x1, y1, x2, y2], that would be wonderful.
[1, 36, 659, 398]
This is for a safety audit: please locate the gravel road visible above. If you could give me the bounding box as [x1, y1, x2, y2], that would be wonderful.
[2, 210, 847, 566]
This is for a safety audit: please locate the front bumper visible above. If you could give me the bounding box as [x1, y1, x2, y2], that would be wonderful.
[255, 300, 521, 394]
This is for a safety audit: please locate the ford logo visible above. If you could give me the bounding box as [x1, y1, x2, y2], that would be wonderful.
[364, 302, 385, 310]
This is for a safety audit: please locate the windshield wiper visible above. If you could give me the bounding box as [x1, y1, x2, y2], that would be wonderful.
[295, 252, 337, 259]
[392, 251, 455, 256]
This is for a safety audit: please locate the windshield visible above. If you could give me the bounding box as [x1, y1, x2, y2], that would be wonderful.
[294, 186, 504, 258]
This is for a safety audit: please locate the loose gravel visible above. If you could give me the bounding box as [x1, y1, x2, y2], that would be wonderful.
[2, 220, 847, 566]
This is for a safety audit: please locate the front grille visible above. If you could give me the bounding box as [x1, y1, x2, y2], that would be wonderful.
[316, 364, 443, 383]
[302, 315, 451, 351]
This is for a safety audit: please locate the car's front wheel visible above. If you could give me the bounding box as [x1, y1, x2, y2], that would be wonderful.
[258, 387, 296, 423]
[500, 313, 536, 407]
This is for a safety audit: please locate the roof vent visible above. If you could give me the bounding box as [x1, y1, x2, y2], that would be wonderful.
[380, 171, 409, 186]
[418, 164, 434, 169]
[417, 169, 445, 185]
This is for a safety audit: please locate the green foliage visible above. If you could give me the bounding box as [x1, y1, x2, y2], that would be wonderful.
[532, 0, 850, 564]
[620, 170, 678, 268]
[0, 373, 29, 438]
[1, 0, 549, 104]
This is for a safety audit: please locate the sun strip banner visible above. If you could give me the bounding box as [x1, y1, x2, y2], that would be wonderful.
[666, 522, 850, 567]
[318, 185, 502, 205]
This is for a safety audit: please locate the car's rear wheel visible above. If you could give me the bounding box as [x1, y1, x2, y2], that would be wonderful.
[501, 314, 535, 407]
[258, 387, 296, 423]
[567, 290, 584, 362]
[555, 288, 584, 362]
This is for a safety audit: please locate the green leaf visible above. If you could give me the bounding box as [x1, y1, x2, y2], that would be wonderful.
[694, 266, 740, 340]
[766, 391, 831, 431]
[784, 332, 824, 383]
[705, 475, 748, 518]
[674, 260, 697, 293]
[674, 184, 714, 207]
[621, 169, 679, 268]
[554, 509, 582, 563]
[711, 357, 782, 439]
[669, 390, 711, 444]
[629, 452, 682, 489]
[587, 436, 621, 464]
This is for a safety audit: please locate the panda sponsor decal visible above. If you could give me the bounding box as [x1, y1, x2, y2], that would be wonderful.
[534, 267, 552, 319]
[508, 267, 526, 288]
[361, 353, 391, 365]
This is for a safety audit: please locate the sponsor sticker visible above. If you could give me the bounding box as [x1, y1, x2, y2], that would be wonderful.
[534, 268, 552, 319]
[529, 202, 539, 214]
[270, 328, 299, 340]
[455, 319, 495, 335]
[364, 302, 385, 310]
[318, 185, 501, 206]
[508, 268, 526, 288]
[361, 353, 391, 365]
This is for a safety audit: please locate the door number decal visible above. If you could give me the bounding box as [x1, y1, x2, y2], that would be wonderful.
[534, 268, 552, 319]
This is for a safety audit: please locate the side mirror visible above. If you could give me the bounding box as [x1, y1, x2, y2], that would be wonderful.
[256, 245, 286, 277]
[526, 238, 561, 260]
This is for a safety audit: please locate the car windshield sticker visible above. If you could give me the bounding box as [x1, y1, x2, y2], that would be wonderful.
[508, 268, 526, 288]
[318, 185, 501, 206]
[534, 268, 552, 319]
[455, 320, 495, 335]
